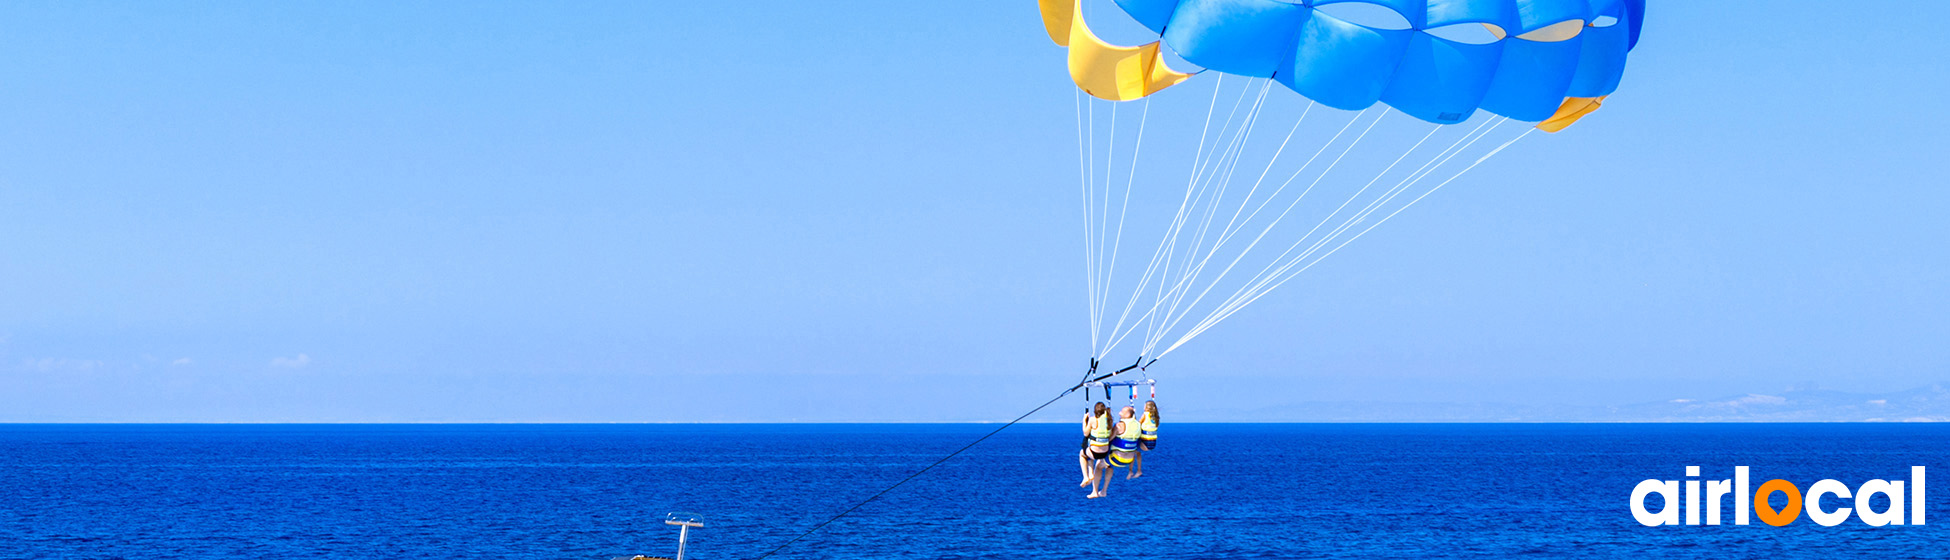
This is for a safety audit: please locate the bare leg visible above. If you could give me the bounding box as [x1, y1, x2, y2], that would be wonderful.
[1099, 462, 1114, 497]
[1087, 460, 1109, 498]
[1078, 450, 1095, 486]
[1129, 451, 1143, 479]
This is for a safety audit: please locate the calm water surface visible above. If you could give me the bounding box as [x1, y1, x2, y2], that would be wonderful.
[1, 424, 1944, 559]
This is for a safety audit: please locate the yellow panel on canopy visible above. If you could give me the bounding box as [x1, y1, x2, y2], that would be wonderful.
[1536, 96, 1607, 132]
[1038, 0, 1194, 101]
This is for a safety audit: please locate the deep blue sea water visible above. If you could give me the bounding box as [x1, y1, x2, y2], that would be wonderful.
[1, 424, 1944, 559]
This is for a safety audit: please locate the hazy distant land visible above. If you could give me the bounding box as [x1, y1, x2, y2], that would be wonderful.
[1193, 383, 1950, 422]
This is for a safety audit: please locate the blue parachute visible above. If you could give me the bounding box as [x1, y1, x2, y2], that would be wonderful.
[1042, 0, 1645, 127]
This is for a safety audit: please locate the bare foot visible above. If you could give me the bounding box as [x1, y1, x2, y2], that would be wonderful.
[1079, 477, 1094, 487]
[1086, 491, 1102, 499]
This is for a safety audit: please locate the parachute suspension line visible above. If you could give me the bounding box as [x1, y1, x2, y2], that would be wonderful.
[1145, 82, 1276, 353]
[1149, 110, 1430, 355]
[1147, 102, 1347, 326]
[1094, 76, 1240, 358]
[1099, 78, 1265, 358]
[1139, 76, 1228, 351]
[1194, 105, 1371, 270]
[1107, 80, 1271, 357]
[1090, 100, 1118, 353]
[1174, 81, 1273, 286]
[1074, 88, 1099, 354]
[1165, 121, 1516, 357]
[1193, 115, 1495, 342]
[1095, 97, 1151, 350]
[1104, 96, 1309, 360]
[1223, 105, 1381, 243]
[1080, 94, 1124, 357]
[1157, 77, 1261, 296]
[1135, 107, 1387, 356]
[1146, 82, 1271, 327]
[1187, 77, 1259, 198]
[1175, 118, 1499, 349]
[1153, 81, 1271, 330]
[1111, 106, 1370, 358]
[1198, 101, 1316, 265]
[1146, 78, 1263, 343]
[1162, 121, 1533, 358]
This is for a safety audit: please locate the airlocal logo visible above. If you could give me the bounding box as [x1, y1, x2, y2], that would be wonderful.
[1632, 466, 1925, 527]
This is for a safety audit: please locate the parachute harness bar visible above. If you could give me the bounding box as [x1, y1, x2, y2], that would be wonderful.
[1082, 378, 1159, 413]
[1080, 355, 1146, 403]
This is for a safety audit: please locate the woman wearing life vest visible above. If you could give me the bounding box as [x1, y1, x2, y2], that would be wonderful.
[1077, 402, 1113, 489]
[1091, 406, 1143, 498]
[1129, 400, 1159, 480]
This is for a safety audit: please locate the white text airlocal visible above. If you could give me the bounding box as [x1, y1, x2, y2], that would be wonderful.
[1631, 466, 1925, 527]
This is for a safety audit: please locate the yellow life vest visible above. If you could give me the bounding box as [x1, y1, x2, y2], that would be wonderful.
[1115, 416, 1142, 441]
[1088, 412, 1112, 444]
[1139, 412, 1158, 441]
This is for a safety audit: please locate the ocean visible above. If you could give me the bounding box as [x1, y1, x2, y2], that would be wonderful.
[1, 423, 1943, 559]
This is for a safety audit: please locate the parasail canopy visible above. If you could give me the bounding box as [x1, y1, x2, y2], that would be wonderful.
[1039, 0, 1644, 129]
[1042, 0, 1649, 372]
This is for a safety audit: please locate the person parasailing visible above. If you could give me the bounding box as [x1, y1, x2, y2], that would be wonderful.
[1129, 400, 1159, 479]
[1093, 406, 1143, 498]
[1078, 402, 1113, 489]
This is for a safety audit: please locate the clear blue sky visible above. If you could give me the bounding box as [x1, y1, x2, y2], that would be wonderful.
[3, 2, 1946, 422]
